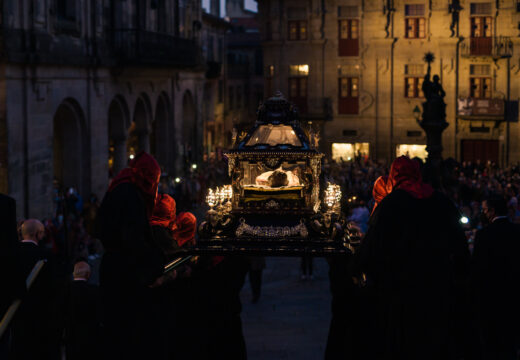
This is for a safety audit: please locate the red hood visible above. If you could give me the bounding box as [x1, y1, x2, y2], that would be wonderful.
[389, 156, 434, 199]
[150, 194, 177, 232]
[108, 151, 161, 217]
[372, 175, 393, 214]
[173, 212, 197, 247]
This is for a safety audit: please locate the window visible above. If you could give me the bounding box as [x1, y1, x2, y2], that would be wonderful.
[404, 4, 425, 39]
[57, 0, 77, 22]
[332, 143, 369, 162]
[470, 77, 492, 98]
[265, 65, 274, 98]
[207, 35, 214, 61]
[396, 144, 427, 160]
[470, 2, 492, 14]
[288, 20, 307, 41]
[288, 64, 309, 113]
[470, 15, 492, 55]
[229, 86, 234, 110]
[338, 77, 359, 114]
[265, 21, 272, 40]
[338, 19, 359, 56]
[404, 64, 425, 98]
[470, 64, 491, 98]
[57, 0, 79, 34]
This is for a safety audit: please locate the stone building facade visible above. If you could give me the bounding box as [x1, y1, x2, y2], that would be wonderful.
[257, 0, 520, 164]
[225, 2, 265, 139]
[0, 0, 206, 219]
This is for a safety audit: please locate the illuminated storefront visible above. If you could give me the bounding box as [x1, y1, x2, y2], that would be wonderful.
[331, 143, 369, 161]
[396, 144, 427, 160]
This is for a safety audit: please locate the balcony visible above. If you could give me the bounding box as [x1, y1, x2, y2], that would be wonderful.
[111, 29, 203, 68]
[461, 36, 513, 58]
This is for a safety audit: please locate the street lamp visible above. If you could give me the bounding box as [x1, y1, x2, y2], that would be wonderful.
[413, 105, 421, 123]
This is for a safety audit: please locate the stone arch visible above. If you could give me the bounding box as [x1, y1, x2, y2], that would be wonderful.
[151, 92, 172, 173]
[53, 98, 90, 197]
[128, 93, 153, 156]
[182, 90, 198, 166]
[108, 95, 131, 176]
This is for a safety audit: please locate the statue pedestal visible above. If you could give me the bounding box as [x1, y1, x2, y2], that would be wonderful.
[419, 119, 449, 189]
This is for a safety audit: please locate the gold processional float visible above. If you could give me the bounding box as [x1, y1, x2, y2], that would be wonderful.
[165, 93, 360, 271]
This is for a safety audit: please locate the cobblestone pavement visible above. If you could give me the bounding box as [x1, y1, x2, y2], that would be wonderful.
[240, 257, 332, 360]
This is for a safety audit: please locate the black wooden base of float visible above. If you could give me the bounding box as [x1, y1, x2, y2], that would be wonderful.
[163, 237, 357, 274]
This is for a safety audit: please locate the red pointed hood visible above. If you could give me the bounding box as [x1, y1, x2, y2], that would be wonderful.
[389, 156, 434, 199]
[108, 151, 161, 217]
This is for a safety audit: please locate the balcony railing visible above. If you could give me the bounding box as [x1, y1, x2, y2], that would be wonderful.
[111, 29, 203, 67]
[461, 36, 513, 58]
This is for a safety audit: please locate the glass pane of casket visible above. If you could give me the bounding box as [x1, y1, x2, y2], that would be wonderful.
[246, 124, 302, 147]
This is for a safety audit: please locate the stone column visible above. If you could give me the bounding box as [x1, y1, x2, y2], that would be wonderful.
[113, 137, 127, 174]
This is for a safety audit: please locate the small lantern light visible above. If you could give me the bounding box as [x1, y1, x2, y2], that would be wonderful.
[206, 188, 217, 209]
[324, 183, 342, 209]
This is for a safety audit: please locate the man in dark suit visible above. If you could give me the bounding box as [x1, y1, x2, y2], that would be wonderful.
[0, 194, 24, 357]
[11, 219, 60, 360]
[64, 261, 101, 360]
[472, 196, 520, 359]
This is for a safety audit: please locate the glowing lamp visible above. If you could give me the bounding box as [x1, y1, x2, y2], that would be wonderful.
[206, 189, 217, 208]
[460, 216, 469, 225]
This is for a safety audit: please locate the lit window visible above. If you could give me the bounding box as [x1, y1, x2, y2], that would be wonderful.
[289, 64, 309, 76]
[405, 4, 426, 39]
[396, 144, 427, 160]
[332, 143, 369, 161]
[404, 64, 425, 98]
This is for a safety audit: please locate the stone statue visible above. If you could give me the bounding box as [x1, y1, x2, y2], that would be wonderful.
[421, 71, 446, 123]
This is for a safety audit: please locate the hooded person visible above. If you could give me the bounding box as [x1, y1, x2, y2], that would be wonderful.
[356, 156, 470, 360]
[371, 175, 393, 215]
[173, 212, 197, 248]
[95, 151, 167, 360]
[150, 193, 180, 255]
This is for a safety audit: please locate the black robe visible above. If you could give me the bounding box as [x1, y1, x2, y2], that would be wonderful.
[471, 218, 520, 359]
[95, 182, 165, 360]
[63, 280, 102, 360]
[356, 189, 470, 360]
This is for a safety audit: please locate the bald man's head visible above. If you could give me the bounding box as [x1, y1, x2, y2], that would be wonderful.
[73, 261, 91, 280]
[21, 219, 44, 243]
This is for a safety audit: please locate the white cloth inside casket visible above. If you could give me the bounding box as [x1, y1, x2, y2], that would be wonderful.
[255, 168, 301, 186]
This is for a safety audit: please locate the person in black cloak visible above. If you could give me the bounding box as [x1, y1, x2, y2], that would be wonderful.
[0, 194, 25, 356]
[471, 195, 520, 359]
[325, 175, 394, 360]
[95, 152, 166, 360]
[356, 156, 470, 360]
